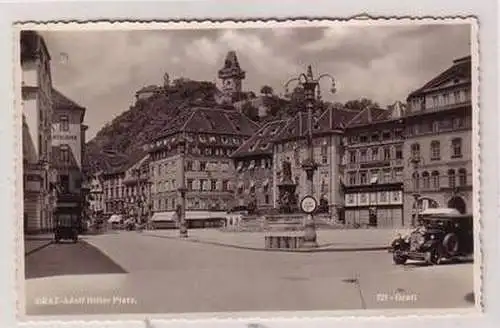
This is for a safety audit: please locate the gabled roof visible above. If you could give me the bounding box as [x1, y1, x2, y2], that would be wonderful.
[156, 106, 260, 140]
[231, 120, 287, 158]
[346, 107, 389, 127]
[273, 105, 358, 142]
[407, 55, 471, 99]
[52, 88, 86, 122]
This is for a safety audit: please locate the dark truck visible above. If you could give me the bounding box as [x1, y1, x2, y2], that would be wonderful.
[390, 213, 473, 265]
[54, 213, 80, 243]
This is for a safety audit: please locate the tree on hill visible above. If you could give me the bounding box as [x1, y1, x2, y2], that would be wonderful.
[241, 101, 260, 122]
[260, 85, 274, 97]
[344, 98, 380, 111]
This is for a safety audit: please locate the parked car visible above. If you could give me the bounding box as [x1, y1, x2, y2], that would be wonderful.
[390, 213, 473, 265]
[54, 214, 79, 243]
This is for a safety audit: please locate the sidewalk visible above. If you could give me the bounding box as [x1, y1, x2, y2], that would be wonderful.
[144, 227, 412, 252]
[24, 234, 53, 255]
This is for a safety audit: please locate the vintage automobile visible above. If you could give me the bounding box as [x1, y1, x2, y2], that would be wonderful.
[54, 214, 79, 243]
[390, 212, 473, 265]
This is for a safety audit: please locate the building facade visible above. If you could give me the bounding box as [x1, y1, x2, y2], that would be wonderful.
[271, 106, 358, 220]
[51, 89, 87, 224]
[146, 106, 259, 221]
[21, 30, 57, 233]
[88, 171, 105, 215]
[342, 102, 406, 227]
[403, 55, 473, 225]
[231, 120, 287, 210]
[121, 155, 152, 222]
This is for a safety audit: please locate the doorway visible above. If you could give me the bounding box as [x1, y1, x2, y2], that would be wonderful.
[448, 196, 466, 214]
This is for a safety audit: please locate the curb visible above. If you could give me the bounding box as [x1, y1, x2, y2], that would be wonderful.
[144, 233, 390, 253]
[25, 240, 53, 256]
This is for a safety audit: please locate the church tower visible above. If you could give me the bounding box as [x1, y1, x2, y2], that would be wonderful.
[218, 51, 245, 102]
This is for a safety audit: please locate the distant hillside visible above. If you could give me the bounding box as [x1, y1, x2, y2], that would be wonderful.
[83, 79, 220, 174]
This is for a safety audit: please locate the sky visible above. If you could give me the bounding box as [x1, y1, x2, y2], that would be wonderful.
[40, 23, 471, 140]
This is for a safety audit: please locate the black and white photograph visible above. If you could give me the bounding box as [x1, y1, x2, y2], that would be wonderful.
[17, 19, 480, 318]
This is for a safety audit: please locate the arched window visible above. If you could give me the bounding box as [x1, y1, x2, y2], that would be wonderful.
[431, 171, 440, 189]
[430, 140, 441, 160]
[448, 169, 456, 188]
[411, 143, 420, 160]
[412, 172, 420, 191]
[451, 138, 463, 158]
[422, 171, 430, 189]
[458, 168, 467, 186]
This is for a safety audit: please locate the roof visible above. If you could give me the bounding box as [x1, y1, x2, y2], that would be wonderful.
[51, 145, 79, 169]
[20, 30, 51, 63]
[273, 105, 358, 142]
[156, 106, 260, 140]
[52, 88, 86, 122]
[407, 55, 471, 99]
[231, 120, 287, 158]
[136, 85, 161, 94]
[218, 50, 245, 79]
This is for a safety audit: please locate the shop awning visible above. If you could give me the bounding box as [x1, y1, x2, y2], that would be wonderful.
[151, 211, 228, 222]
[108, 214, 123, 223]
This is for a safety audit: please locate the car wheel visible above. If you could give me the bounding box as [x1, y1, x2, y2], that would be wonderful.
[425, 250, 440, 265]
[393, 252, 407, 265]
[443, 233, 459, 256]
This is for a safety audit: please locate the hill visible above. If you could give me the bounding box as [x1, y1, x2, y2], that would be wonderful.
[83, 79, 220, 174]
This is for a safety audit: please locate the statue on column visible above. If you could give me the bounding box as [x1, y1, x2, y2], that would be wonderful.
[277, 157, 298, 213]
[281, 157, 292, 183]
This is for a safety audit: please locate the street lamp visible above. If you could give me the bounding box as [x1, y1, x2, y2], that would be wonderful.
[177, 135, 188, 238]
[284, 65, 336, 247]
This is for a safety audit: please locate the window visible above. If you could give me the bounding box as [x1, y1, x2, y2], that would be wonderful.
[383, 170, 391, 183]
[411, 143, 420, 160]
[186, 161, 193, 171]
[187, 179, 193, 191]
[360, 149, 367, 163]
[395, 145, 403, 160]
[412, 172, 420, 191]
[394, 168, 403, 182]
[60, 146, 70, 162]
[382, 132, 391, 140]
[448, 169, 456, 188]
[200, 179, 207, 191]
[458, 168, 467, 186]
[451, 138, 463, 158]
[371, 134, 379, 142]
[454, 91, 461, 103]
[432, 120, 440, 133]
[211, 179, 217, 191]
[422, 171, 430, 189]
[321, 144, 328, 164]
[432, 95, 439, 107]
[349, 151, 357, 163]
[222, 180, 229, 191]
[443, 93, 450, 105]
[430, 141, 441, 160]
[360, 172, 367, 185]
[59, 115, 69, 132]
[59, 175, 69, 193]
[265, 195, 270, 204]
[199, 161, 207, 171]
[371, 147, 379, 161]
[359, 135, 368, 143]
[383, 147, 391, 160]
[348, 172, 356, 185]
[453, 117, 464, 129]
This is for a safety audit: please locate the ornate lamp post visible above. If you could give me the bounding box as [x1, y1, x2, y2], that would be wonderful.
[177, 135, 188, 238]
[285, 65, 336, 247]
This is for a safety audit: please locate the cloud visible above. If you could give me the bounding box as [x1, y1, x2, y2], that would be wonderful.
[38, 24, 471, 140]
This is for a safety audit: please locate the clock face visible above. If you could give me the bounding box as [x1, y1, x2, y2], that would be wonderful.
[224, 80, 232, 87]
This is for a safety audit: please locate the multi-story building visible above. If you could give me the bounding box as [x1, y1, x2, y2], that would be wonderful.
[231, 120, 287, 210]
[21, 30, 57, 233]
[146, 105, 259, 222]
[51, 89, 87, 223]
[88, 171, 105, 215]
[342, 102, 406, 227]
[121, 155, 152, 221]
[271, 106, 359, 220]
[403, 55, 473, 224]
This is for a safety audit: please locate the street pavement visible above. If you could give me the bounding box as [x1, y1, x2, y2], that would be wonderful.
[143, 228, 412, 251]
[24, 230, 476, 316]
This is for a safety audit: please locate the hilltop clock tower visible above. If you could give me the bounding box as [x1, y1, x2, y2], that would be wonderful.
[218, 51, 246, 102]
